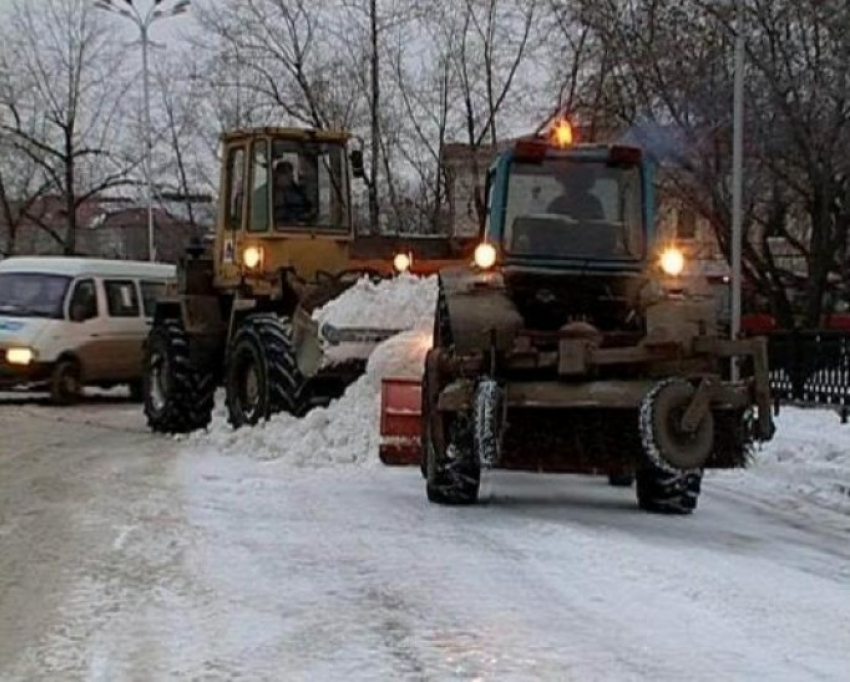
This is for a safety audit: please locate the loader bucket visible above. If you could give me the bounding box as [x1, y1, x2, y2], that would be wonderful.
[379, 376, 423, 466]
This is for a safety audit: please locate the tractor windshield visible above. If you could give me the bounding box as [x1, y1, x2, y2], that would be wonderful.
[270, 139, 349, 232]
[503, 159, 644, 261]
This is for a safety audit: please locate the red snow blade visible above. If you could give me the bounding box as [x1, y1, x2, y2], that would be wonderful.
[379, 377, 423, 466]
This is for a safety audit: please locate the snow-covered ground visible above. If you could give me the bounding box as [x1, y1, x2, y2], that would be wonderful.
[3, 274, 850, 680]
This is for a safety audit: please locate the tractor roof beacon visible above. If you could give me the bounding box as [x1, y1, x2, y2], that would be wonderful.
[380, 119, 776, 514]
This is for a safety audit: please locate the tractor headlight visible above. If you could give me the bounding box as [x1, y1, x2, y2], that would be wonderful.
[659, 247, 685, 277]
[243, 246, 263, 270]
[6, 347, 35, 366]
[393, 252, 411, 273]
[474, 242, 497, 270]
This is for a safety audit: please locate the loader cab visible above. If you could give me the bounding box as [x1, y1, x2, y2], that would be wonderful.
[214, 128, 357, 289]
[478, 124, 656, 275]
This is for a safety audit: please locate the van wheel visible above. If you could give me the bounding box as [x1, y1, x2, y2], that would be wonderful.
[50, 360, 82, 405]
[143, 319, 215, 434]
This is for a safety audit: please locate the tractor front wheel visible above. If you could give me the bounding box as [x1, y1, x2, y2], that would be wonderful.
[225, 314, 305, 429]
[422, 350, 480, 505]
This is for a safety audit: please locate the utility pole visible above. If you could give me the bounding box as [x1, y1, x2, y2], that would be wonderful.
[93, 0, 191, 262]
[731, 0, 745, 380]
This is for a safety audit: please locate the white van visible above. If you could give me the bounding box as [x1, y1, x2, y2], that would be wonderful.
[0, 256, 176, 403]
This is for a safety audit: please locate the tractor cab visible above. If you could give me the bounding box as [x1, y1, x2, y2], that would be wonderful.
[465, 121, 674, 333]
[213, 127, 360, 292]
[474, 120, 656, 276]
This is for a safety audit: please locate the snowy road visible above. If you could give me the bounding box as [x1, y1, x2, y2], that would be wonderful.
[2, 394, 850, 681]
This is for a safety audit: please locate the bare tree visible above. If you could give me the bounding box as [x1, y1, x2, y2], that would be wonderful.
[574, 0, 850, 328]
[195, 0, 365, 129]
[153, 54, 213, 230]
[0, 0, 135, 255]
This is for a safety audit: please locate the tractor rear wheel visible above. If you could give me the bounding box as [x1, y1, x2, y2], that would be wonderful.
[143, 319, 215, 434]
[225, 314, 305, 429]
[422, 350, 480, 505]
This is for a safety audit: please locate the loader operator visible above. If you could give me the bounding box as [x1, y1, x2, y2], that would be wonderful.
[274, 160, 314, 225]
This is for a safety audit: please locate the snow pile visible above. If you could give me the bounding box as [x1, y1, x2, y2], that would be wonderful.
[715, 405, 850, 513]
[192, 275, 437, 466]
[313, 273, 438, 330]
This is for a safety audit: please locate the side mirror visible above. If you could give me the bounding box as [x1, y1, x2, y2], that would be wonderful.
[350, 150, 365, 179]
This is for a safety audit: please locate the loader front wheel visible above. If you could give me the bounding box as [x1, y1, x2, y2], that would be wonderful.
[143, 319, 215, 434]
[225, 315, 305, 429]
[422, 350, 480, 505]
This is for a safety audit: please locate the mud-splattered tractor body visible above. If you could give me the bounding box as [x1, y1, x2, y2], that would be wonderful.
[386, 125, 775, 513]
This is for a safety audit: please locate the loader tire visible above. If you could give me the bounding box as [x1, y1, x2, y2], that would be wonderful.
[635, 466, 702, 514]
[225, 314, 305, 429]
[143, 319, 215, 434]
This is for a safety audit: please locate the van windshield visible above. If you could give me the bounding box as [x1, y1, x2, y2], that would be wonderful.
[0, 273, 71, 319]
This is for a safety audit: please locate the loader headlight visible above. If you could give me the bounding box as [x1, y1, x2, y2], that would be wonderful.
[659, 247, 685, 277]
[474, 242, 497, 270]
[6, 347, 35, 366]
[243, 246, 263, 270]
[393, 252, 411, 273]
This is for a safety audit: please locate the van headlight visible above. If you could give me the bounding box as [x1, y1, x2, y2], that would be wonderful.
[6, 347, 35, 366]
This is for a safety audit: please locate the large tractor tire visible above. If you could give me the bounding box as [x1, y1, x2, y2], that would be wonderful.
[422, 350, 480, 505]
[143, 319, 215, 434]
[473, 378, 503, 468]
[225, 314, 305, 429]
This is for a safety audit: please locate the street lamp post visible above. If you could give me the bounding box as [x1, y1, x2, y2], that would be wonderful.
[730, 0, 745, 380]
[93, 0, 191, 262]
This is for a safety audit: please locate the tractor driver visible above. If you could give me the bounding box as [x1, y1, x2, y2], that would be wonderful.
[547, 167, 605, 221]
[273, 160, 314, 225]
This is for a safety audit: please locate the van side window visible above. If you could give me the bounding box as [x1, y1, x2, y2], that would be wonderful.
[69, 279, 98, 322]
[104, 280, 140, 318]
[140, 280, 165, 318]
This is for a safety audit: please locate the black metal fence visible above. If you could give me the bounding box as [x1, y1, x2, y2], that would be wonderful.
[762, 330, 850, 422]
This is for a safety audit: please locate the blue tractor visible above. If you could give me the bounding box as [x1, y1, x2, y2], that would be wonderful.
[383, 119, 775, 514]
